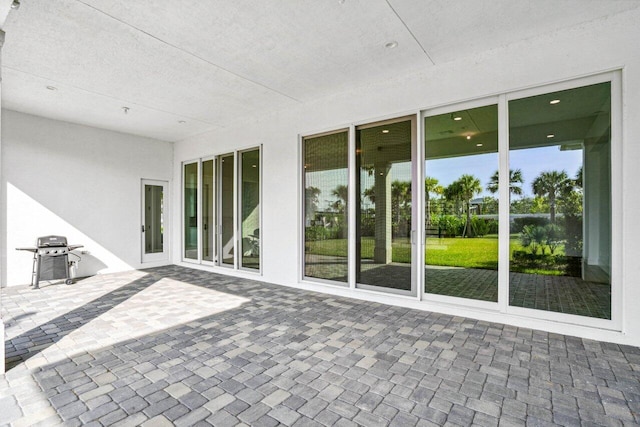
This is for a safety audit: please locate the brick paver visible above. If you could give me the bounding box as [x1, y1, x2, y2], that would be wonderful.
[1, 265, 638, 426]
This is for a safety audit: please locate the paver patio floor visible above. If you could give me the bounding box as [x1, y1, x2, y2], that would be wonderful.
[1, 265, 639, 426]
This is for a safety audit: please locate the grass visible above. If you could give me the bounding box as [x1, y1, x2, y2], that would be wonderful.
[305, 234, 566, 274]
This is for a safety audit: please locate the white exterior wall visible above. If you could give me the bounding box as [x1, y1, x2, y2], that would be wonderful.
[172, 9, 640, 346]
[1, 110, 173, 286]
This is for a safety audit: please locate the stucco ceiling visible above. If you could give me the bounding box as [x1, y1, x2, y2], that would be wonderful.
[1, 0, 637, 142]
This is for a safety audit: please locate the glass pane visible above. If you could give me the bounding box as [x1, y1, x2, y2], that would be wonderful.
[144, 185, 163, 254]
[356, 120, 412, 290]
[184, 162, 198, 260]
[241, 150, 260, 270]
[508, 82, 611, 319]
[424, 105, 499, 301]
[303, 131, 348, 282]
[202, 160, 214, 262]
[220, 154, 235, 266]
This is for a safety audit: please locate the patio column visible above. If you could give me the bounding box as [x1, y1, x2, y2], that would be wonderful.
[583, 138, 611, 282]
[374, 161, 392, 264]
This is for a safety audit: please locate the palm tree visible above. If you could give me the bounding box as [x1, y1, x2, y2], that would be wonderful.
[532, 170, 572, 224]
[425, 177, 443, 226]
[330, 184, 349, 238]
[487, 169, 524, 201]
[391, 181, 411, 233]
[330, 185, 348, 213]
[447, 174, 482, 237]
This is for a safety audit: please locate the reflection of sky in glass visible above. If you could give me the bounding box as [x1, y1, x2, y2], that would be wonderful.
[306, 145, 582, 211]
[426, 146, 582, 198]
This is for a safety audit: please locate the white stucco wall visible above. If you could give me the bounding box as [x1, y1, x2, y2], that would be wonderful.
[1, 110, 173, 286]
[171, 9, 640, 345]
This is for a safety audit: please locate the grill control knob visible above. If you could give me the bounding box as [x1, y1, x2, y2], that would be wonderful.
[53, 250, 58, 254]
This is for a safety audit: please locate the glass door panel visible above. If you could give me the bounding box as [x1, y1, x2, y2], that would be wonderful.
[356, 119, 413, 292]
[303, 132, 349, 282]
[219, 154, 235, 266]
[183, 162, 198, 260]
[508, 82, 611, 319]
[202, 159, 215, 262]
[240, 150, 260, 270]
[424, 105, 499, 302]
[144, 185, 164, 254]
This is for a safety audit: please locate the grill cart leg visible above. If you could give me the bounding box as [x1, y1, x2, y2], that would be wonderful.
[32, 252, 40, 289]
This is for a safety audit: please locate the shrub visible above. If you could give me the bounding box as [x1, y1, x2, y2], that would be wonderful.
[510, 216, 549, 233]
[471, 216, 490, 236]
[305, 226, 343, 241]
[433, 215, 464, 237]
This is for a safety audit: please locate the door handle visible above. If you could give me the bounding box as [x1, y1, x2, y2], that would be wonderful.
[141, 225, 145, 233]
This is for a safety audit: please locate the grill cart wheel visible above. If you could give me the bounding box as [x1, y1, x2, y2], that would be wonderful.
[65, 279, 73, 285]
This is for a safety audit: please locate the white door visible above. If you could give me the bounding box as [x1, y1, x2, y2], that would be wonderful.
[142, 179, 169, 263]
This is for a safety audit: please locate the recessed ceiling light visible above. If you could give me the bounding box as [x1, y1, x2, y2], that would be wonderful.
[547, 134, 555, 138]
[453, 116, 462, 121]
[476, 143, 483, 147]
[46, 86, 57, 91]
[385, 41, 398, 49]
[178, 120, 186, 124]
[550, 99, 560, 105]
[382, 129, 389, 133]
[466, 136, 471, 140]
[122, 106, 130, 114]
[11, 0, 20, 10]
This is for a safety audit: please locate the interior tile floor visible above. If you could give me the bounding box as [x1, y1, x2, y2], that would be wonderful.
[1, 265, 638, 426]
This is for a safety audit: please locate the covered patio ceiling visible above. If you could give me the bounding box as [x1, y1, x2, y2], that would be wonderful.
[0, 0, 636, 142]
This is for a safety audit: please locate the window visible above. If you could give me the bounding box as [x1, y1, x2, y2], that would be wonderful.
[240, 149, 260, 270]
[303, 131, 349, 283]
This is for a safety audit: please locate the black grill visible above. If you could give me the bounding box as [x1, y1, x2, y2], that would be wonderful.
[16, 235, 83, 288]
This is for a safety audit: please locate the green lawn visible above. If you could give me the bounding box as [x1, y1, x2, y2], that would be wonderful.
[306, 235, 565, 274]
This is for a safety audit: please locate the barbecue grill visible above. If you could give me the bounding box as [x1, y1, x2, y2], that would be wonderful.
[16, 235, 83, 289]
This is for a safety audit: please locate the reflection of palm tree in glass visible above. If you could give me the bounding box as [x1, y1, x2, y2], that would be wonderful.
[331, 185, 348, 237]
[446, 174, 482, 237]
[487, 169, 523, 202]
[392, 181, 411, 237]
[425, 176, 443, 226]
[532, 171, 572, 224]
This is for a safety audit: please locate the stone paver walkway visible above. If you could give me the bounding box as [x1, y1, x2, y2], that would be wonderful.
[1, 265, 639, 426]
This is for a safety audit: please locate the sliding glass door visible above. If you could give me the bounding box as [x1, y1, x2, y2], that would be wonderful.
[202, 159, 215, 263]
[299, 73, 617, 327]
[356, 118, 416, 294]
[424, 104, 499, 302]
[183, 148, 261, 272]
[508, 81, 612, 319]
[219, 154, 235, 267]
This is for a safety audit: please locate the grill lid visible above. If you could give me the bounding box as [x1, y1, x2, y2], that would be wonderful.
[37, 235, 68, 248]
